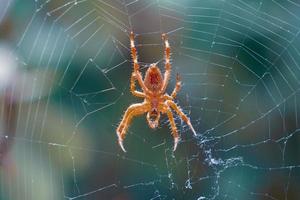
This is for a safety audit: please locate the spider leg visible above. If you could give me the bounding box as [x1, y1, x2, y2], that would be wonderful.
[171, 73, 181, 99]
[162, 106, 179, 151]
[130, 73, 145, 98]
[130, 31, 139, 72]
[163, 73, 180, 101]
[117, 102, 150, 152]
[161, 33, 171, 93]
[146, 112, 161, 129]
[166, 100, 197, 136]
[130, 32, 151, 94]
[163, 94, 173, 100]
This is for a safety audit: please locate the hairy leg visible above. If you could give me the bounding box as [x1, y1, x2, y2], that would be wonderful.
[163, 94, 173, 100]
[117, 102, 150, 152]
[162, 106, 179, 151]
[161, 33, 171, 93]
[130, 73, 145, 98]
[130, 32, 151, 94]
[171, 73, 181, 99]
[130, 31, 139, 72]
[166, 100, 196, 136]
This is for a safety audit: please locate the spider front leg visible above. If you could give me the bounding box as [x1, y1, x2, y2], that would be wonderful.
[166, 100, 197, 136]
[130, 32, 151, 95]
[130, 31, 139, 72]
[161, 33, 171, 93]
[117, 102, 150, 152]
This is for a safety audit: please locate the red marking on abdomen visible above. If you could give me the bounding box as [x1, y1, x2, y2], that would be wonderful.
[150, 74, 159, 84]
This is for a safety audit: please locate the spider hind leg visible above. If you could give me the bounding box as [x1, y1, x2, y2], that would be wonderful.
[167, 100, 197, 136]
[116, 102, 149, 152]
[164, 107, 180, 151]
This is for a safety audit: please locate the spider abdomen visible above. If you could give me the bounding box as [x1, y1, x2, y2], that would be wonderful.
[150, 73, 159, 84]
[144, 64, 163, 91]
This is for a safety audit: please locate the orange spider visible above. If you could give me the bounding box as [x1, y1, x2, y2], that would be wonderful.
[116, 32, 196, 152]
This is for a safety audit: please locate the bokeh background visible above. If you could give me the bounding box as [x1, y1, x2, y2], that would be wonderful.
[0, 0, 300, 199]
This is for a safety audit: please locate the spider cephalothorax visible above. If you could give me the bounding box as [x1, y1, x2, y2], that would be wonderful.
[116, 32, 196, 152]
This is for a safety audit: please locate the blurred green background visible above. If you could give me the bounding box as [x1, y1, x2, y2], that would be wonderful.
[0, 0, 300, 199]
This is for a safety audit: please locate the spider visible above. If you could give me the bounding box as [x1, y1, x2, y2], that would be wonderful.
[116, 32, 196, 152]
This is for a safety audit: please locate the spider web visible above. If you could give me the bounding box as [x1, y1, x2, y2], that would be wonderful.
[1, 0, 300, 199]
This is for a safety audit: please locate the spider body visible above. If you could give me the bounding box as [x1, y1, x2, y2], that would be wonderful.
[144, 65, 163, 121]
[116, 32, 196, 152]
